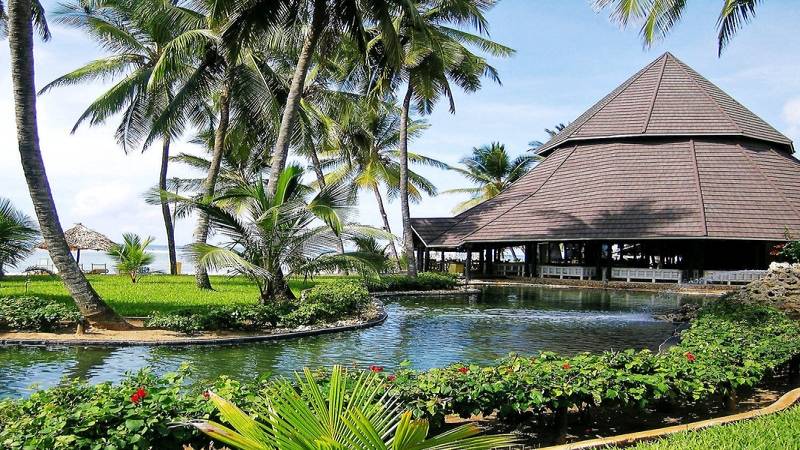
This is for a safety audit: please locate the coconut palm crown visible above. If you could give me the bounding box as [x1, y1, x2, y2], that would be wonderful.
[185, 165, 387, 301]
[0, 197, 38, 278]
[445, 142, 537, 214]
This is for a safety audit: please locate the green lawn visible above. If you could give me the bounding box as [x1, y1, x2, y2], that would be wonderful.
[624, 406, 800, 450]
[0, 274, 355, 316]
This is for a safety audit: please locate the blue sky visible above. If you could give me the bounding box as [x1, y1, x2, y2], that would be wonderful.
[2, 0, 800, 251]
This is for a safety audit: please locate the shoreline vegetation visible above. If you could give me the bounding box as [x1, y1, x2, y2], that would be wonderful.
[0, 297, 797, 449]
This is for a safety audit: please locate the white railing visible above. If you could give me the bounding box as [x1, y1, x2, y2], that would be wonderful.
[539, 265, 596, 280]
[494, 262, 525, 277]
[703, 270, 766, 285]
[611, 267, 682, 284]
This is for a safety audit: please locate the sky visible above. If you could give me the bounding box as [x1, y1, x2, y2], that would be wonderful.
[2, 0, 800, 253]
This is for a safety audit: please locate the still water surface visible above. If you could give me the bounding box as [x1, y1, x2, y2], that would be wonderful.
[0, 286, 709, 398]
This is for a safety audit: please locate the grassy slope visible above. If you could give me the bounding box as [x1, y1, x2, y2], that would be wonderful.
[626, 406, 800, 450]
[0, 275, 356, 316]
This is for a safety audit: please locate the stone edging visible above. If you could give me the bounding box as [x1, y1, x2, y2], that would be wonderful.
[465, 278, 733, 296]
[372, 288, 480, 297]
[539, 387, 800, 450]
[0, 309, 388, 348]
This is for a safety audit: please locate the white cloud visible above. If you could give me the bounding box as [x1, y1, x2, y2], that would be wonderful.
[782, 98, 800, 143]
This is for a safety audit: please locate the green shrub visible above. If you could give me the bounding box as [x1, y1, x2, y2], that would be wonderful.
[366, 272, 457, 292]
[145, 310, 205, 334]
[283, 281, 370, 327]
[0, 296, 81, 331]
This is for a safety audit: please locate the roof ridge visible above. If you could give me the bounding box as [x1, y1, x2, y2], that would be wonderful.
[667, 54, 744, 134]
[459, 145, 578, 244]
[688, 139, 709, 236]
[737, 142, 800, 224]
[642, 54, 668, 133]
[536, 53, 669, 155]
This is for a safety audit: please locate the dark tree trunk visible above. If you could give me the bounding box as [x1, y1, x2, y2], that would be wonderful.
[193, 77, 231, 289]
[7, 0, 129, 329]
[372, 184, 400, 265]
[159, 136, 177, 275]
[267, 0, 326, 195]
[399, 84, 417, 277]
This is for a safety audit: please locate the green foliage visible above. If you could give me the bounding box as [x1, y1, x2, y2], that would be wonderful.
[145, 302, 293, 334]
[624, 405, 800, 449]
[0, 369, 229, 450]
[366, 272, 457, 292]
[107, 233, 156, 283]
[188, 365, 518, 450]
[387, 301, 800, 424]
[0, 197, 38, 277]
[282, 281, 370, 327]
[0, 296, 80, 331]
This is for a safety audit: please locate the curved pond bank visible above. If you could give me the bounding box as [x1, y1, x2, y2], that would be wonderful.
[0, 285, 711, 398]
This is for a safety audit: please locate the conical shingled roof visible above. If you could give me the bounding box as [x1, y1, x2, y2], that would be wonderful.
[412, 53, 800, 248]
[536, 53, 793, 155]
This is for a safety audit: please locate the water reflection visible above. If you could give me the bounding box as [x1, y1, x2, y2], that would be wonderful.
[0, 286, 709, 398]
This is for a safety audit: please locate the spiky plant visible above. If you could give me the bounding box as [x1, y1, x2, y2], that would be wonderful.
[188, 365, 518, 450]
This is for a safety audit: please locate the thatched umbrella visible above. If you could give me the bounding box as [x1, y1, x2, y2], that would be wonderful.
[38, 223, 116, 264]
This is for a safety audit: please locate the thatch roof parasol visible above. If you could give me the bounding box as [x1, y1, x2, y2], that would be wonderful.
[38, 223, 116, 264]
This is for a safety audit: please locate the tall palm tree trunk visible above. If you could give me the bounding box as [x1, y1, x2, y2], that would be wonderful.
[308, 146, 345, 256]
[7, 0, 129, 329]
[193, 79, 231, 289]
[267, 0, 326, 195]
[399, 84, 417, 277]
[372, 184, 400, 265]
[159, 136, 177, 275]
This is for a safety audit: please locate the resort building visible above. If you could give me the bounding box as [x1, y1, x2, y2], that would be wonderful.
[411, 53, 800, 284]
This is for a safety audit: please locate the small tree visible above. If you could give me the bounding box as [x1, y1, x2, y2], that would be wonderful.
[0, 198, 39, 278]
[107, 234, 155, 283]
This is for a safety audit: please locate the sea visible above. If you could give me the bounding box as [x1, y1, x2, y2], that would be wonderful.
[10, 245, 196, 275]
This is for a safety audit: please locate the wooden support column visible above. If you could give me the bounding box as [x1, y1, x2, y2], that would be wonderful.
[465, 250, 472, 282]
[440, 251, 446, 272]
[424, 250, 430, 272]
[531, 242, 539, 278]
[480, 249, 486, 276]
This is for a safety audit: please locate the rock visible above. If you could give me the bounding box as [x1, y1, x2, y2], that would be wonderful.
[724, 263, 800, 318]
[654, 303, 701, 323]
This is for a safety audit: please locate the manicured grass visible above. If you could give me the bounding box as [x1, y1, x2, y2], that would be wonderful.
[0, 274, 357, 317]
[625, 406, 800, 449]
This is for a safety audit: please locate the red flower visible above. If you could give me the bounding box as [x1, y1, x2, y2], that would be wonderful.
[685, 352, 697, 363]
[770, 244, 785, 256]
[202, 390, 210, 400]
[458, 366, 469, 374]
[130, 387, 148, 404]
[369, 365, 384, 373]
[387, 374, 397, 382]
[562, 362, 571, 370]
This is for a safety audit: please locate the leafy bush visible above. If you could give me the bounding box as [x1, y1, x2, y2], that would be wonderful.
[283, 281, 370, 326]
[0, 296, 81, 331]
[107, 233, 155, 283]
[366, 272, 457, 292]
[146, 283, 369, 332]
[385, 301, 800, 425]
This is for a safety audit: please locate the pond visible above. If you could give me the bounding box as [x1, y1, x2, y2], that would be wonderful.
[0, 285, 711, 399]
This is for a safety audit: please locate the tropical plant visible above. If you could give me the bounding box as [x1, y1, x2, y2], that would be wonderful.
[4, 0, 129, 329]
[0, 198, 38, 278]
[188, 365, 518, 450]
[107, 233, 156, 283]
[371, 0, 514, 276]
[185, 165, 386, 301]
[322, 98, 446, 264]
[445, 142, 537, 213]
[528, 122, 567, 150]
[350, 236, 392, 272]
[40, 0, 193, 276]
[593, 0, 764, 55]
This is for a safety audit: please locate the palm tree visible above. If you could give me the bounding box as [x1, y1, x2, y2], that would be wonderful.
[445, 142, 536, 213]
[224, 0, 409, 197]
[186, 166, 386, 301]
[0, 198, 38, 278]
[189, 365, 518, 450]
[322, 98, 446, 264]
[374, 0, 514, 276]
[148, 0, 279, 289]
[4, 0, 129, 329]
[594, 0, 764, 55]
[107, 233, 155, 283]
[528, 122, 567, 151]
[41, 0, 192, 276]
